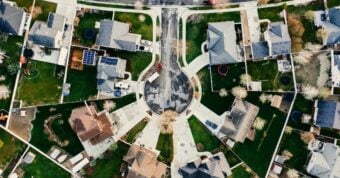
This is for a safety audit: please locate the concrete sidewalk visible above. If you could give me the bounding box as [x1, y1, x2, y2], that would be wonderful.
[134, 115, 161, 151]
[182, 53, 209, 78]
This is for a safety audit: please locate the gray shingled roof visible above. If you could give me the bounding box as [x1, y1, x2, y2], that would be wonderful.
[219, 99, 259, 143]
[179, 152, 232, 178]
[96, 20, 141, 52]
[251, 41, 269, 59]
[28, 13, 66, 48]
[97, 56, 127, 79]
[0, 2, 25, 35]
[207, 21, 240, 65]
[329, 7, 340, 27]
[265, 22, 291, 56]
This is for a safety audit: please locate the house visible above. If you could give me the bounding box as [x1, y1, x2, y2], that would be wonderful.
[313, 100, 340, 130]
[28, 13, 66, 49]
[96, 20, 141, 52]
[178, 152, 232, 178]
[0, 1, 26, 36]
[323, 7, 340, 46]
[123, 144, 167, 178]
[97, 56, 127, 95]
[306, 139, 340, 178]
[23, 152, 36, 164]
[207, 21, 241, 65]
[218, 99, 259, 143]
[264, 22, 291, 57]
[68, 105, 114, 145]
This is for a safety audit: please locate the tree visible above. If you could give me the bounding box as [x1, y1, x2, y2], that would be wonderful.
[231, 86, 247, 99]
[284, 169, 299, 178]
[316, 28, 328, 42]
[287, 15, 305, 52]
[302, 84, 319, 100]
[300, 132, 315, 144]
[240, 73, 252, 86]
[304, 10, 315, 22]
[218, 88, 228, 97]
[257, 0, 270, 5]
[108, 142, 118, 151]
[318, 87, 331, 99]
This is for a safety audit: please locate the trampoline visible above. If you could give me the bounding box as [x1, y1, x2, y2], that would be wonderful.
[84, 28, 96, 40]
[291, 111, 302, 122]
[217, 65, 228, 76]
[280, 76, 291, 86]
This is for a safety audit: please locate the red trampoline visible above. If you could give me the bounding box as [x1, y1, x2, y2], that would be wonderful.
[217, 65, 228, 76]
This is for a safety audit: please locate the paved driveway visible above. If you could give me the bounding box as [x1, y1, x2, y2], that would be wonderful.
[182, 53, 209, 78]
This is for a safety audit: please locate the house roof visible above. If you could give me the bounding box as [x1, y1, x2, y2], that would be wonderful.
[96, 20, 141, 51]
[329, 7, 340, 27]
[28, 13, 66, 48]
[314, 100, 340, 130]
[97, 56, 127, 79]
[306, 140, 340, 178]
[0, 2, 25, 35]
[219, 99, 259, 143]
[69, 106, 114, 144]
[251, 41, 269, 59]
[179, 152, 232, 178]
[265, 22, 291, 56]
[323, 22, 340, 45]
[123, 144, 167, 178]
[207, 21, 240, 65]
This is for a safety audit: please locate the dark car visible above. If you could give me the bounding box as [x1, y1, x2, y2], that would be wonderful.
[205, 120, 217, 129]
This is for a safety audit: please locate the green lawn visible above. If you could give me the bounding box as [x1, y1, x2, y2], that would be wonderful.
[198, 67, 236, 115]
[102, 48, 152, 80]
[88, 93, 137, 111]
[29, 102, 85, 155]
[16, 61, 63, 106]
[287, 94, 313, 131]
[64, 66, 98, 102]
[75, 11, 113, 46]
[156, 133, 173, 165]
[320, 128, 340, 139]
[210, 63, 246, 90]
[278, 131, 309, 172]
[124, 119, 148, 143]
[0, 128, 26, 175]
[186, 11, 241, 64]
[33, 0, 57, 22]
[228, 165, 253, 178]
[22, 150, 71, 178]
[8, 0, 33, 9]
[233, 92, 287, 177]
[258, 5, 285, 22]
[0, 35, 23, 110]
[188, 116, 241, 167]
[85, 141, 129, 178]
[327, 0, 340, 8]
[114, 12, 153, 41]
[247, 60, 294, 91]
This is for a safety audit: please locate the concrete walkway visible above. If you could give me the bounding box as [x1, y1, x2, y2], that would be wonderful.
[182, 53, 209, 78]
[134, 115, 161, 151]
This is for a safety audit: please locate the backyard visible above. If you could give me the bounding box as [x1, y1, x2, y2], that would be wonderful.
[0, 128, 27, 177]
[114, 12, 153, 41]
[287, 94, 313, 131]
[186, 11, 241, 64]
[102, 48, 152, 80]
[74, 11, 113, 46]
[278, 131, 309, 172]
[21, 150, 71, 178]
[188, 116, 241, 167]
[210, 63, 246, 90]
[198, 67, 236, 115]
[0, 35, 24, 110]
[233, 92, 287, 177]
[84, 142, 129, 178]
[247, 59, 294, 91]
[29, 102, 85, 155]
[327, 0, 340, 8]
[156, 133, 173, 165]
[16, 61, 64, 107]
[64, 66, 98, 102]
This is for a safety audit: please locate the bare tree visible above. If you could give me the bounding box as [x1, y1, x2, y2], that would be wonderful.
[302, 84, 319, 100]
[232, 86, 247, 99]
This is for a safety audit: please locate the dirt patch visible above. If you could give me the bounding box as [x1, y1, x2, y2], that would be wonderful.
[29, 6, 42, 19]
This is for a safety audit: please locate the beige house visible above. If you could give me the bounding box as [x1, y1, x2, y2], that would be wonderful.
[123, 144, 167, 178]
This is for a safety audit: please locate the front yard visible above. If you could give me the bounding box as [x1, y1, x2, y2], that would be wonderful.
[21, 149, 71, 178]
[247, 59, 294, 91]
[16, 61, 64, 107]
[114, 12, 153, 41]
[233, 92, 288, 177]
[156, 133, 173, 165]
[0, 128, 27, 177]
[186, 11, 241, 64]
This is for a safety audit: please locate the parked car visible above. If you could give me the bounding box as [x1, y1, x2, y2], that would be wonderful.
[205, 120, 217, 129]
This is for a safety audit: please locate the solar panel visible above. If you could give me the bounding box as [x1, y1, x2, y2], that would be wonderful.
[101, 57, 118, 65]
[83, 50, 96, 65]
